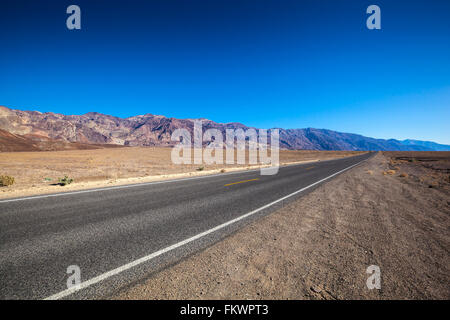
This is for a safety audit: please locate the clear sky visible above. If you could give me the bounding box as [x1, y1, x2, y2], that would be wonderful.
[1, 0, 449, 143]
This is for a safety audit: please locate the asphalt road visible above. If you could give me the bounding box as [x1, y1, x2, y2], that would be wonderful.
[0, 152, 373, 299]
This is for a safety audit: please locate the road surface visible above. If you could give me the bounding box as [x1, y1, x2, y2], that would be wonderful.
[0, 152, 373, 299]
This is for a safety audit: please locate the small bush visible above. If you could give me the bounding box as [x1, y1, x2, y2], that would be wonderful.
[383, 170, 396, 176]
[0, 175, 15, 187]
[399, 173, 408, 178]
[58, 176, 74, 186]
[220, 169, 226, 173]
[196, 166, 204, 171]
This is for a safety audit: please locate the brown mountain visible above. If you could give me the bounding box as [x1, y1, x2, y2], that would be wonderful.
[0, 105, 448, 152]
[0, 105, 248, 148]
[0, 128, 103, 152]
[0, 127, 124, 152]
[0, 128, 41, 152]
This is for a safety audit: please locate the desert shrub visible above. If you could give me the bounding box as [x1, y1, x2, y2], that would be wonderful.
[399, 173, 408, 178]
[0, 175, 15, 187]
[220, 169, 226, 173]
[197, 166, 204, 171]
[58, 176, 74, 186]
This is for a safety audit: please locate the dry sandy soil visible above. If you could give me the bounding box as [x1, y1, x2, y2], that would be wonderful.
[113, 152, 449, 300]
[0, 147, 363, 199]
[383, 151, 450, 192]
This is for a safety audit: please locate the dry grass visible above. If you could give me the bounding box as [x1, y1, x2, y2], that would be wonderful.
[0, 175, 15, 187]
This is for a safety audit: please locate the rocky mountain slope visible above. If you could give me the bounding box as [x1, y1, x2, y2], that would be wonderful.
[0, 106, 448, 151]
[0, 128, 122, 152]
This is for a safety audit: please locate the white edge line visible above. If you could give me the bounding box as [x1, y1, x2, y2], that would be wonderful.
[43, 156, 369, 300]
[0, 153, 370, 204]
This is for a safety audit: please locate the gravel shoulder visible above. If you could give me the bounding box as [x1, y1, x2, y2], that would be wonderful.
[113, 152, 450, 300]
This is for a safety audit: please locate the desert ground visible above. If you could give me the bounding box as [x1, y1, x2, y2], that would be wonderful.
[113, 151, 450, 300]
[0, 147, 364, 199]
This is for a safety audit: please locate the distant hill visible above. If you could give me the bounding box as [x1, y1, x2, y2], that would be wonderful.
[0, 128, 41, 152]
[277, 128, 449, 151]
[400, 139, 450, 151]
[0, 105, 448, 152]
[0, 128, 123, 152]
[0, 128, 100, 152]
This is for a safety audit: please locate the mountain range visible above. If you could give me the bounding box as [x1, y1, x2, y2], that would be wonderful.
[0, 105, 449, 152]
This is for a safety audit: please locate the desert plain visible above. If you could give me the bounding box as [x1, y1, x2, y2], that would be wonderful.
[1, 148, 448, 299]
[0, 147, 364, 199]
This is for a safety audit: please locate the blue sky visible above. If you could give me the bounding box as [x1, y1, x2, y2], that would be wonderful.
[1, 0, 449, 143]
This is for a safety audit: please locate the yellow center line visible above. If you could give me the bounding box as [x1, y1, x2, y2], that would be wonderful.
[305, 166, 316, 170]
[224, 178, 259, 187]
